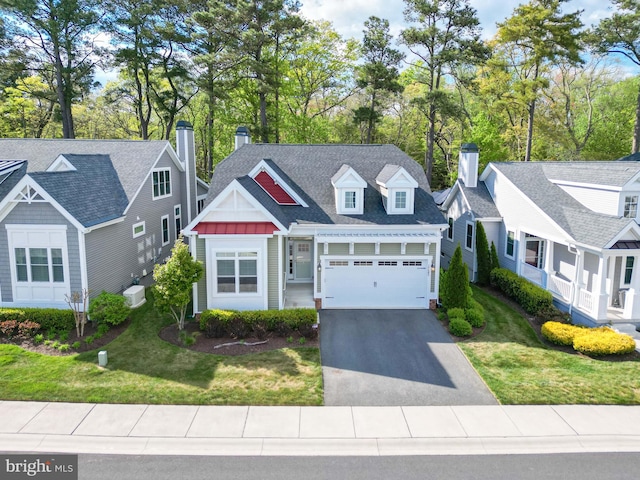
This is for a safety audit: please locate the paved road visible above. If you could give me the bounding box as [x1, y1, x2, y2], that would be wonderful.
[319, 310, 497, 406]
[78, 453, 640, 480]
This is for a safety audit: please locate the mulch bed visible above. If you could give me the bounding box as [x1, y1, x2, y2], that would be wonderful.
[444, 286, 640, 362]
[0, 318, 131, 356]
[158, 321, 319, 356]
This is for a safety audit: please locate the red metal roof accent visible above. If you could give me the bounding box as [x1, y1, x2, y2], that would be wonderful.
[193, 222, 279, 235]
[254, 170, 298, 205]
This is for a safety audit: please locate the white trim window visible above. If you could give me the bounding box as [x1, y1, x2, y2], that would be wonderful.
[625, 256, 635, 285]
[15, 247, 65, 283]
[132, 221, 146, 238]
[161, 215, 170, 246]
[344, 190, 357, 210]
[447, 217, 454, 241]
[174, 205, 182, 239]
[216, 251, 258, 294]
[152, 168, 172, 199]
[465, 221, 474, 251]
[505, 230, 515, 259]
[394, 190, 407, 210]
[624, 195, 638, 219]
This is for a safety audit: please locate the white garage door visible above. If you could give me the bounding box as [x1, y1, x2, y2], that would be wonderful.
[322, 257, 430, 309]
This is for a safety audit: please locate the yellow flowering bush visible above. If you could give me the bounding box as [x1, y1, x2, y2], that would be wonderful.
[573, 327, 636, 356]
[541, 321, 585, 346]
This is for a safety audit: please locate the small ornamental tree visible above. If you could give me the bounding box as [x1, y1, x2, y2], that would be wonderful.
[153, 237, 204, 330]
[490, 241, 500, 272]
[441, 244, 470, 309]
[475, 221, 491, 286]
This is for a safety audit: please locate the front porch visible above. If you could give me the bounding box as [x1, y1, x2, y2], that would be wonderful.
[518, 237, 640, 326]
[283, 282, 315, 309]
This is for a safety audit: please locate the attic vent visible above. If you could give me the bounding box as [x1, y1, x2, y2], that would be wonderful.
[253, 170, 298, 205]
[47, 155, 77, 172]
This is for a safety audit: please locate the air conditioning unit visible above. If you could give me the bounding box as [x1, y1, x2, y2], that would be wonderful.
[123, 285, 146, 308]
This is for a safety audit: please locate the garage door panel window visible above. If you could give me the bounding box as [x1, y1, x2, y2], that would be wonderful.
[354, 261, 372, 266]
[216, 252, 258, 294]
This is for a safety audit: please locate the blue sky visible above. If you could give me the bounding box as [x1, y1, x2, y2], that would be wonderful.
[299, 0, 616, 41]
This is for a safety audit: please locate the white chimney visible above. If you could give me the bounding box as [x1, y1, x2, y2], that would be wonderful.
[459, 143, 479, 188]
[234, 126, 251, 150]
[176, 120, 196, 223]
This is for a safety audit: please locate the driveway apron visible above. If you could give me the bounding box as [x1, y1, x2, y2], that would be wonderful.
[319, 309, 497, 406]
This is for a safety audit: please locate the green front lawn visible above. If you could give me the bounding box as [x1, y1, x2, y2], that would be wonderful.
[0, 296, 323, 405]
[461, 286, 640, 404]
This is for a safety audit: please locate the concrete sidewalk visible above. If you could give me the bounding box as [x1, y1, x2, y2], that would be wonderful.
[2, 401, 640, 456]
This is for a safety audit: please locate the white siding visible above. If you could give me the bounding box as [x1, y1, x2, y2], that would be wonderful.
[556, 184, 619, 216]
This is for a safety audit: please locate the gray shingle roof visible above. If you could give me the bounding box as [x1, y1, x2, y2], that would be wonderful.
[30, 154, 128, 227]
[491, 162, 635, 248]
[208, 144, 445, 227]
[376, 164, 401, 184]
[0, 138, 170, 201]
[0, 161, 27, 201]
[460, 181, 501, 219]
[541, 161, 640, 188]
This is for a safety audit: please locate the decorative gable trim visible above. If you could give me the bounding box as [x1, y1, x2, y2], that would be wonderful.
[47, 155, 77, 172]
[248, 159, 307, 207]
[182, 179, 288, 236]
[604, 221, 640, 250]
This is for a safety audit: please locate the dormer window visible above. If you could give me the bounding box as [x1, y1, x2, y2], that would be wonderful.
[376, 165, 418, 215]
[624, 195, 638, 219]
[331, 165, 366, 215]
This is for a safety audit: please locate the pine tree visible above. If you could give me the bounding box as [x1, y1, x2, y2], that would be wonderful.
[441, 244, 469, 309]
[475, 221, 491, 286]
[490, 241, 500, 272]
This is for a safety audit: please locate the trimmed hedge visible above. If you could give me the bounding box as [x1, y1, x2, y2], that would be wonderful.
[465, 308, 485, 328]
[449, 317, 472, 337]
[541, 321, 584, 346]
[490, 268, 553, 315]
[88, 291, 131, 326]
[541, 321, 636, 356]
[573, 328, 637, 356]
[199, 308, 317, 339]
[0, 308, 74, 333]
[447, 308, 465, 320]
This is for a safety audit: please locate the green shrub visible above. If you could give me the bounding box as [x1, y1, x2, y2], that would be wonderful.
[97, 323, 110, 336]
[72, 341, 81, 349]
[490, 241, 500, 271]
[449, 317, 472, 337]
[573, 328, 636, 356]
[85, 335, 94, 345]
[88, 292, 131, 326]
[179, 330, 198, 346]
[199, 308, 317, 339]
[0, 308, 73, 332]
[447, 307, 465, 319]
[465, 308, 485, 328]
[58, 344, 70, 352]
[490, 268, 553, 315]
[475, 221, 491, 286]
[33, 334, 44, 344]
[441, 245, 470, 309]
[58, 331, 69, 342]
[541, 321, 583, 346]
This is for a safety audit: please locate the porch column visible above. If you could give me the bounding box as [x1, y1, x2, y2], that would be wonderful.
[623, 254, 640, 319]
[572, 248, 585, 312]
[543, 239, 553, 289]
[595, 254, 609, 320]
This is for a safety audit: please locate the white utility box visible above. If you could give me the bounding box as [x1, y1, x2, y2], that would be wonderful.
[123, 285, 146, 308]
[98, 350, 108, 367]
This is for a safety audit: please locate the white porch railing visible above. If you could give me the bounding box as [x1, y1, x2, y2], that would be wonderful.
[521, 262, 544, 286]
[548, 274, 572, 302]
[578, 288, 594, 313]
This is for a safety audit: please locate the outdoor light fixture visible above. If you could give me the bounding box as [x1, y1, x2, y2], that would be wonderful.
[431, 263, 436, 273]
[317, 261, 322, 272]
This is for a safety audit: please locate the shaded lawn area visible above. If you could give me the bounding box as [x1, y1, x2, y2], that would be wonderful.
[0, 296, 323, 406]
[461, 286, 640, 405]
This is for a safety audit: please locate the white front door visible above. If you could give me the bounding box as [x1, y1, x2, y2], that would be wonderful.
[322, 257, 430, 309]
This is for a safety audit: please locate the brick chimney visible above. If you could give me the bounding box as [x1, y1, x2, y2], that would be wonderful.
[176, 120, 196, 223]
[459, 143, 479, 188]
[235, 126, 251, 150]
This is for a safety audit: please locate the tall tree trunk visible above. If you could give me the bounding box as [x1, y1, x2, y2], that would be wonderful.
[633, 80, 640, 154]
[366, 90, 376, 144]
[425, 103, 436, 184]
[259, 89, 268, 143]
[53, 44, 74, 138]
[525, 98, 535, 162]
[207, 83, 215, 178]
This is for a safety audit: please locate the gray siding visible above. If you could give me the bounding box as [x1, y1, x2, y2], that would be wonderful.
[0, 202, 81, 302]
[85, 151, 185, 296]
[497, 223, 518, 272]
[196, 237, 207, 312]
[328, 243, 349, 255]
[380, 243, 401, 255]
[354, 243, 375, 255]
[267, 236, 279, 309]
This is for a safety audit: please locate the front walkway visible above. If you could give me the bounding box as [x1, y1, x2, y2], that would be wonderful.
[1, 401, 640, 456]
[284, 283, 315, 308]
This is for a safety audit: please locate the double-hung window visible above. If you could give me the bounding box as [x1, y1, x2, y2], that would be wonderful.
[14, 247, 64, 283]
[161, 215, 170, 246]
[447, 217, 454, 240]
[625, 256, 635, 284]
[505, 230, 515, 258]
[152, 169, 171, 199]
[344, 191, 356, 210]
[624, 196, 638, 218]
[216, 252, 258, 294]
[465, 222, 474, 251]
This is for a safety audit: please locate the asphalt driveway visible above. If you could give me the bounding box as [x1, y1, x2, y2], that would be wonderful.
[319, 309, 498, 406]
